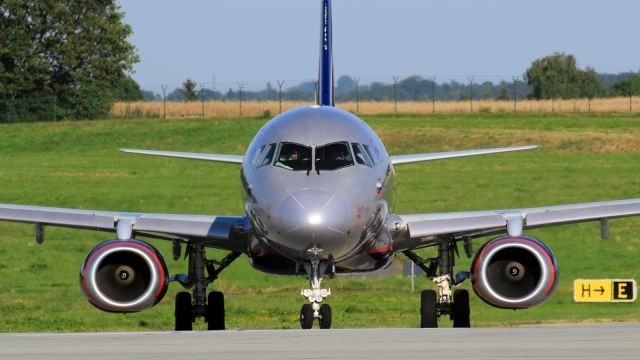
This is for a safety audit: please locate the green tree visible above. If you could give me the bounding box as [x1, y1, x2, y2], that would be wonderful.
[482, 83, 493, 100]
[178, 79, 199, 101]
[0, 0, 139, 119]
[611, 75, 640, 96]
[524, 53, 603, 100]
[114, 76, 143, 101]
[497, 85, 510, 100]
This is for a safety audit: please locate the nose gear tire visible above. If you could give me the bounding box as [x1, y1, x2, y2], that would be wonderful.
[319, 304, 332, 329]
[300, 304, 314, 329]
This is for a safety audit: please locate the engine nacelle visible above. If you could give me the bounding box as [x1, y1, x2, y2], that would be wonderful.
[471, 236, 558, 309]
[80, 240, 169, 313]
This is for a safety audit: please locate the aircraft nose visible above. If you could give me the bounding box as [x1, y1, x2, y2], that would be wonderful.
[275, 189, 352, 256]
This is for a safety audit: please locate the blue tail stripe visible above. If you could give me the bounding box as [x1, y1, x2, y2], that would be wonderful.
[318, 0, 334, 106]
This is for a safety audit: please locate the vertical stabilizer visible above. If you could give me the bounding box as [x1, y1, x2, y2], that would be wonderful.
[317, 0, 334, 106]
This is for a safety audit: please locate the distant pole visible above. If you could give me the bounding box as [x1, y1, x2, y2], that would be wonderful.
[393, 76, 399, 113]
[588, 97, 591, 112]
[277, 80, 285, 114]
[430, 76, 436, 113]
[630, 93, 633, 113]
[512, 76, 518, 112]
[468, 77, 475, 112]
[237, 82, 245, 116]
[200, 83, 206, 117]
[354, 77, 360, 113]
[161, 85, 168, 119]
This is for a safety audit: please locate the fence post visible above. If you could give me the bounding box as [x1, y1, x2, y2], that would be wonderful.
[161, 85, 168, 119]
[200, 83, 206, 118]
[277, 80, 285, 114]
[237, 82, 245, 116]
[430, 76, 436, 113]
[468, 77, 475, 112]
[52, 96, 57, 121]
[354, 77, 360, 113]
[393, 76, 399, 113]
[512, 76, 518, 112]
[630, 93, 633, 113]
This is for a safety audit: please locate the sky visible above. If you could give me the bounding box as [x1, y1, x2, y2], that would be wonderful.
[119, 0, 640, 91]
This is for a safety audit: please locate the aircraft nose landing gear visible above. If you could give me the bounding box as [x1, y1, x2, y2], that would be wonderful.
[299, 257, 333, 329]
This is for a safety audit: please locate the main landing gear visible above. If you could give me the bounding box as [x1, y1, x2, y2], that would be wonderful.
[171, 242, 240, 331]
[299, 257, 333, 329]
[404, 240, 471, 328]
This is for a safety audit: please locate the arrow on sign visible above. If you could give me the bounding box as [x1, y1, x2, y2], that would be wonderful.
[595, 286, 605, 295]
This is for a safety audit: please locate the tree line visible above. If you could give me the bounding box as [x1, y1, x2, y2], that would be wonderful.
[144, 55, 640, 104]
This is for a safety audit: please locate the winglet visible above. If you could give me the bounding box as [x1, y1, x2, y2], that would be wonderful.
[317, 0, 334, 106]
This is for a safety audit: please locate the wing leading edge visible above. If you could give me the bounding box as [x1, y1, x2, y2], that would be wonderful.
[0, 204, 248, 252]
[120, 149, 243, 164]
[390, 145, 537, 165]
[392, 198, 640, 252]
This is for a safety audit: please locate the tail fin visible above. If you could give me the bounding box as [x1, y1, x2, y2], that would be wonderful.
[317, 0, 334, 106]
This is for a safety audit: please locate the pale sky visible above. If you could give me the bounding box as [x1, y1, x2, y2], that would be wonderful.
[119, 0, 640, 91]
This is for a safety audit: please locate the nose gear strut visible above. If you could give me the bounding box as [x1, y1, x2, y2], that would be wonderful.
[299, 257, 333, 329]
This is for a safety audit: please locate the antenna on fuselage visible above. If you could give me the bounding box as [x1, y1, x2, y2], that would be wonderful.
[316, 0, 334, 107]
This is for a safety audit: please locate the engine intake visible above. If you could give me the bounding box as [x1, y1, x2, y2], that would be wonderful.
[80, 240, 169, 313]
[471, 236, 558, 309]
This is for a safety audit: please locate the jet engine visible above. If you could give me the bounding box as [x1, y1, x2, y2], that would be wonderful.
[471, 236, 558, 309]
[80, 240, 169, 313]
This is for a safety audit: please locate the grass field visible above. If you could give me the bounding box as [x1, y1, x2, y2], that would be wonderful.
[111, 97, 640, 119]
[1, 112, 640, 332]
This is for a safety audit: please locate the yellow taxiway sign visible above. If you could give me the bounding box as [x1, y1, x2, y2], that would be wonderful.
[574, 279, 637, 302]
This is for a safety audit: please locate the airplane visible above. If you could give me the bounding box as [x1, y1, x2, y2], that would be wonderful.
[2, 0, 640, 331]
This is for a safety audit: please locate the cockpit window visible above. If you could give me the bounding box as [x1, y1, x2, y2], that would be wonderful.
[352, 143, 373, 167]
[274, 142, 312, 171]
[316, 142, 354, 171]
[256, 143, 277, 167]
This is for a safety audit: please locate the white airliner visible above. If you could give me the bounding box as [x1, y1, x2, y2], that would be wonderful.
[1, 0, 640, 330]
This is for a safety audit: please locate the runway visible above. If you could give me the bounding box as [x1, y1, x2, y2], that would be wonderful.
[1, 325, 639, 359]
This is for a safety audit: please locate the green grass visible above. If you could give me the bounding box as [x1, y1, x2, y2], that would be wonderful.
[1, 112, 640, 332]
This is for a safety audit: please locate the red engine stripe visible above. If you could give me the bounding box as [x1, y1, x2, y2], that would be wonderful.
[367, 245, 393, 254]
[472, 237, 556, 297]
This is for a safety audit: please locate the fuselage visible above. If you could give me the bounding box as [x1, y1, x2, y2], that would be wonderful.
[241, 106, 397, 274]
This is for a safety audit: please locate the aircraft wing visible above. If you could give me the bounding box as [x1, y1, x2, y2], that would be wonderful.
[392, 199, 640, 252]
[0, 204, 248, 252]
[390, 145, 537, 165]
[120, 149, 243, 164]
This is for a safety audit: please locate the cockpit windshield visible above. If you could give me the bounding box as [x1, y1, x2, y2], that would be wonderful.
[315, 142, 354, 171]
[274, 142, 312, 171]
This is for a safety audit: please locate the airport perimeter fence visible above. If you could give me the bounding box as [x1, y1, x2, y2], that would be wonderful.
[113, 75, 640, 119]
[4, 76, 640, 122]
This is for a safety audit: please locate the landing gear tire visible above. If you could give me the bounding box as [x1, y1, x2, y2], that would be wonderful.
[207, 291, 225, 331]
[452, 289, 470, 328]
[175, 292, 193, 331]
[300, 304, 314, 329]
[318, 304, 332, 329]
[420, 289, 438, 328]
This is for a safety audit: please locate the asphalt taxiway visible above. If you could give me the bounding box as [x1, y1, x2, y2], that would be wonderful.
[1, 325, 639, 359]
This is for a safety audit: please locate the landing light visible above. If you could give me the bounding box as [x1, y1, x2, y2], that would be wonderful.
[308, 213, 323, 225]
